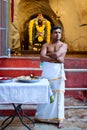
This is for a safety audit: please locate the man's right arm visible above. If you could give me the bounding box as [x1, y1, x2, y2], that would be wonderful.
[40, 44, 56, 62]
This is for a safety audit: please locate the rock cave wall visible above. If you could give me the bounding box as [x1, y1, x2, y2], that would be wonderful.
[9, 0, 87, 53]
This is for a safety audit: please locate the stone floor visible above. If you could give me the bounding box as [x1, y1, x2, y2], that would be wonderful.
[0, 98, 87, 130]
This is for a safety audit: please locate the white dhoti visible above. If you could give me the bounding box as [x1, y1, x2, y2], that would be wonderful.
[35, 62, 66, 123]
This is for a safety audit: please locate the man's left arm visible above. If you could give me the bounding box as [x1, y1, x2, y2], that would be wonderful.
[56, 43, 67, 63]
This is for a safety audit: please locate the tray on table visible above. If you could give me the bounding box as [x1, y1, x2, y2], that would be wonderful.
[15, 76, 42, 83]
[0, 77, 13, 83]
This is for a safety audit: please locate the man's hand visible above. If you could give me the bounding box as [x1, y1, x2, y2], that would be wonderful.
[47, 52, 57, 59]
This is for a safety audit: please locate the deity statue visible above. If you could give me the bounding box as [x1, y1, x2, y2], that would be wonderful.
[29, 13, 51, 47]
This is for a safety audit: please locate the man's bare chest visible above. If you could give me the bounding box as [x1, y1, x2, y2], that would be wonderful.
[47, 44, 62, 53]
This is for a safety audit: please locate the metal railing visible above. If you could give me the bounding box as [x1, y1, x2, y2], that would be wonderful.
[0, 68, 87, 72]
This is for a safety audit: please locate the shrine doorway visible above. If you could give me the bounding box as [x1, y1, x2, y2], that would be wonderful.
[20, 14, 64, 54]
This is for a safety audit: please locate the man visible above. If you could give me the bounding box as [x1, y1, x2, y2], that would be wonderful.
[35, 26, 67, 128]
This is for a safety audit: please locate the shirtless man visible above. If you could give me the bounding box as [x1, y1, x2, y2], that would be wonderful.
[40, 26, 67, 63]
[35, 26, 67, 128]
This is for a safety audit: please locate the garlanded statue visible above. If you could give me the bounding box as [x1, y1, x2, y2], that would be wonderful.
[29, 13, 51, 46]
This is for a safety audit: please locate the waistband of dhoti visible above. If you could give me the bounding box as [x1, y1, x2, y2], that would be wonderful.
[48, 77, 64, 81]
[47, 118, 65, 122]
[52, 90, 65, 92]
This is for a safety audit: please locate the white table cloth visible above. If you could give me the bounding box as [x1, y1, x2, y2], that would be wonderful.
[0, 78, 51, 104]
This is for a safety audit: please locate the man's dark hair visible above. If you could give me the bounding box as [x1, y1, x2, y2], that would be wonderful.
[51, 26, 62, 34]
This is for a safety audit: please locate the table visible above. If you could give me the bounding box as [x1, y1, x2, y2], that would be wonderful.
[0, 78, 51, 130]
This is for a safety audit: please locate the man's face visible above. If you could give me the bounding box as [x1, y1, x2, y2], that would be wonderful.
[52, 29, 62, 41]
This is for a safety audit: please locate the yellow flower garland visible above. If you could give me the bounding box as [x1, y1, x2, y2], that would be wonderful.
[36, 24, 45, 33]
[29, 19, 34, 45]
[36, 23, 45, 42]
[29, 17, 51, 45]
[46, 20, 51, 43]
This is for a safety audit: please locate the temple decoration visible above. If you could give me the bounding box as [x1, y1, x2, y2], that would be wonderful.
[29, 13, 51, 46]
